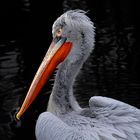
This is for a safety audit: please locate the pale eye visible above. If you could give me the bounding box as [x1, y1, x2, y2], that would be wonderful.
[56, 29, 62, 37]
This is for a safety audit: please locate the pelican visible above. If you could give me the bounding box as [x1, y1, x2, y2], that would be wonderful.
[16, 10, 140, 140]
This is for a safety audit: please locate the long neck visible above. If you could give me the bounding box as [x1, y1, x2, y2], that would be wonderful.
[47, 58, 82, 115]
[47, 32, 93, 115]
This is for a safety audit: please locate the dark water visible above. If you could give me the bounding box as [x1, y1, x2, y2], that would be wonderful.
[75, 25, 140, 108]
[0, 39, 51, 140]
[0, 0, 139, 140]
[0, 40, 26, 139]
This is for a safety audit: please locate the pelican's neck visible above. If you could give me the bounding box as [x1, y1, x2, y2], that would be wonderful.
[47, 45, 85, 115]
[47, 59, 82, 115]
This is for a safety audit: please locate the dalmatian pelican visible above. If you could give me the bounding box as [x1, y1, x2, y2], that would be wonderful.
[16, 10, 140, 140]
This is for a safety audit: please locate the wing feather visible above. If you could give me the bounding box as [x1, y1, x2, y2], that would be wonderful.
[36, 96, 140, 140]
[89, 96, 140, 139]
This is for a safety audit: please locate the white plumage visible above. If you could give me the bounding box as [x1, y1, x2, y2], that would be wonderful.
[36, 96, 140, 140]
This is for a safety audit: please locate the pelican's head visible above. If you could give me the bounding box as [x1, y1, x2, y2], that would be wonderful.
[52, 10, 95, 63]
[16, 10, 95, 120]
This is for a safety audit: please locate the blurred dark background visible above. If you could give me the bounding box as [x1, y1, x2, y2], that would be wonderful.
[0, 0, 138, 140]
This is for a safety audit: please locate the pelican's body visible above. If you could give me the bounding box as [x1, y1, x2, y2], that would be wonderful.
[16, 10, 140, 140]
[37, 98, 140, 140]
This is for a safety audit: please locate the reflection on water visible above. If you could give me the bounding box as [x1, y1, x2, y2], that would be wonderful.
[0, 40, 26, 140]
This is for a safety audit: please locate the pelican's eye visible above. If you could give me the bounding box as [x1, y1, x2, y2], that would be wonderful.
[56, 29, 63, 37]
